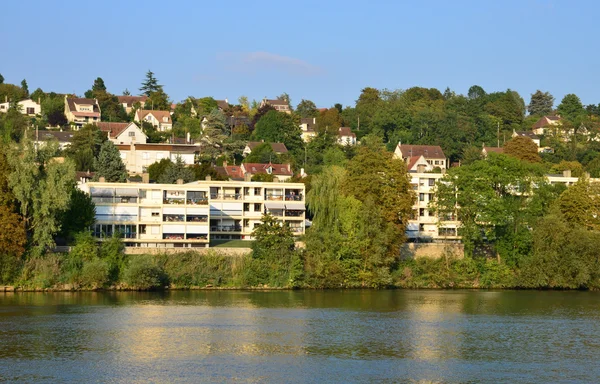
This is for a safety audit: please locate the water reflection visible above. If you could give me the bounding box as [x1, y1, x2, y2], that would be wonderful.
[2, 290, 600, 383]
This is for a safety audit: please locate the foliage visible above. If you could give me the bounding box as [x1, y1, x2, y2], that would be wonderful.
[316, 108, 342, 135]
[557, 93, 585, 123]
[0, 204, 27, 259]
[94, 141, 127, 182]
[504, 136, 541, 163]
[296, 99, 318, 118]
[157, 156, 195, 184]
[139, 70, 161, 96]
[253, 110, 304, 159]
[148, 158, 173, 180]
[528, 90, 554, 116]
[555, 176, 600, 230]
[123, 255, 166, 290]
[59, 189, 96, 242]
[251, 173, 275, 182]
[191, 162, 225, 181]
[244, 142, 280, 164]
[100, 234, 127, 283]
[64, 123, 106, 171]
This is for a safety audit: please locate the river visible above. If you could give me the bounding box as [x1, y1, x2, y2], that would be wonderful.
[1, 290, 599, 383]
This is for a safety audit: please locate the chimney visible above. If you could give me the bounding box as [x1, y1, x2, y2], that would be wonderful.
[99, 176, 106, 182]
[205, 175, 211, 181]
[563, 169, 571, 178]
[186, 131, 190, 144]
[176, 178, 184, 185]
[142, 173, 150, 183]
[300, 167, 305, 177]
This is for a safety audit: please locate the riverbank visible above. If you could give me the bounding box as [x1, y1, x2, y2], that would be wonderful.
[3, 249, 599, 291]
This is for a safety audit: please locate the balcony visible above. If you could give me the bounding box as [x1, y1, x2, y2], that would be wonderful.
[266, 195, 284, 201]
[210, 225, 242, 232]
[223, 193, 242, 200]
[163, 198, 185, 205]
[290, 227, 303, 233]
[285, 210, 304, 217]
[284, 194, 303, 201]
[187, 198, 208, 205]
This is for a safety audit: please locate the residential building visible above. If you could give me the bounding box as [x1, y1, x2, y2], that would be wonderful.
[134, 109, 173, 131]
[79, 180, 306, 247]
[0, 98, 41, 116]
[260, 98, 291, 114]
[394, 143, 447, 170]
[97, 122, 148, 145]
[337, 127, 357, 146]
[216, 99, 229, 111]
[299, 117, 317, 142]
[217, 162, 294, 182]
[64, 97, 101, 129]
[117, 143, 199, 174]
[532, 115, 562, 135]
[33, 130, 74, 150]
[243, 141, 288, 157]
[482, 146, 504, 157]
[117, 96, 148, 114]
[512, 130, 541, 147]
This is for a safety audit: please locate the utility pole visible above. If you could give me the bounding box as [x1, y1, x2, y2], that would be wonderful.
[497, 121, 500, 148]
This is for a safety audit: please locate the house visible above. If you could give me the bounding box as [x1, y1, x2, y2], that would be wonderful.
[300, 117, 317, 142]
[394, 143, 447, 170]
[117, 96, 148, 114]
[134, 109, 173, 131]
[64, 96, 101, 129]
[532, 115, 562, 135]
[216, 99, 229, 111]
[337, 127, 357, 146]
[243, 141, 289, 157]
[33, 130, 74, 150]
[0, 98, 41, 116]
[117, 143, 199, 174]
[96, 122, 147, 145]
[482, 146, 504, 157]
[216, 162, 294, 181]
[513, 130, 540, 147]
[78, 179, 305, 246]
[260, 98, 291, 114]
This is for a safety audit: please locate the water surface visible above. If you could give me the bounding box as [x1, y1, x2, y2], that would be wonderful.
[1, 290, 599, 383]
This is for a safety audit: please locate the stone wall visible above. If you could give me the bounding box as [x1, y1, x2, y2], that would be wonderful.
[401, 243, 464, 260]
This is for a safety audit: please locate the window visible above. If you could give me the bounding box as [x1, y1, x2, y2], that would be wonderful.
[428, 178, 435, 186]
[419, 208, 425, 217]
[142, 152, 149, 160]
[429, 193, 434, 201]
[26, 107, 35, 114]
[419, 193, 425, 202]
[129, 131, 135, 137]
[254, 203, 262, 212]
[419, 223, 425, 232]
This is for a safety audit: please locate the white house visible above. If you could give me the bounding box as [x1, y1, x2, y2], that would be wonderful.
[65, 97, 101, 129]
[337, 127, 357, 146]
[512, 130, 541, 147]
[299, 117, 317, 142]
[97, 122, 147, 145]
[134, 110, 173, 131]
[0, 98, 41, 116]
[117, 143, 199, 174]
[394, 143, 447, 170]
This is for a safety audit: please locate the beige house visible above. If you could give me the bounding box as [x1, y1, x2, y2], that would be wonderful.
[117, 143, 198, 174]
[97, 122, 147, 145]
[394, 143, 447, 170]
[243, 141, 288, 157]
[300, 117, 317, 142]
[337, 127, 356, 146]
[117, 96, 148, 114]
[532, 115, 562, 136]
[0, 98, 41, 116]
[217, 162, 294, 181]
[65, 96, 101, 129]
[260, 98, 291, 113]
[512, 130, 541, 147]
[135, 109, 173, 131]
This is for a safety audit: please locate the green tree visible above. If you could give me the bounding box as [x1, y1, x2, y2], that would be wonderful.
[59, 189, 96, 242]
[503, 136, 541, 163]
[296, 99, 318, 118]
[20, 79, 29, 98]
[555, 176, 600, 230]
[243, 142, 280, 164]
[64, 124, 106, 171]
[316, 108, 342, 135]
[0, 74, 3, 84]
[158, 156, 195, 184]
[253, 110, 304, 155]
[146, 88, 170, 111]
[148, 158, 173, 180]
[528, 90, 554, 116]
[199, 109, 229, 159]
[41, 93, 67, 126]
[139, 70, 161, 96]
[92, 77, 106, 92]
[123, 88, 131, 96]
[557, 94, 585, 122]
[94, 141, 127, 182]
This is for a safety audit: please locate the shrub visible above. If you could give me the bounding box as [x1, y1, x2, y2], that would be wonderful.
[123, 256, 166, 290]
[80, 259, 109, 288]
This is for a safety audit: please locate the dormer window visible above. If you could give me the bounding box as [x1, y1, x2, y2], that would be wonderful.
[163, 117, 168, 122]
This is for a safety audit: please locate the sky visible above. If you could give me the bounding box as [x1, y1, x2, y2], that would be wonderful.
[1, 0, 599, 109]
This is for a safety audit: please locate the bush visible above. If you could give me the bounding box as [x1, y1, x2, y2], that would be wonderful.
[20, 255, 62, 288]
[123, 256, 166, 290]
[100, 235, 127, 283]
[0, 253, 22, 285]
[156, 251, 236, 287]
[80, 259, 109, 288]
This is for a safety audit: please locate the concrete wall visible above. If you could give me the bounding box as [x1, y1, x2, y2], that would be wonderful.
[401, 243, 464, 260]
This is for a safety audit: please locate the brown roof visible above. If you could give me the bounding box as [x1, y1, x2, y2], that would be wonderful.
[406, 156, 422, 170]
[66, 97, 100, 114]
[514, 131, 540, 139]
[242, 163, 293, 176]
[36, 130, 75, 143]
[96, 122, 130, 137]
[338, 127, 355, 138]
[300, 117, 317, 132]
[266, 99, 289, 107]
[216, 100, 229, 110]
[246, 141, 288, 154]
[117, 95, 148, 107]
[217, 165, 245, 180]
[136, 109, 172, 124]
[397, 144, 446, 159]
[483, 146, 504, 154]
[532, 115, 562, 129]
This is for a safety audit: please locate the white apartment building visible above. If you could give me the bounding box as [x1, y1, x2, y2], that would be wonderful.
[79, 180, 306, 248]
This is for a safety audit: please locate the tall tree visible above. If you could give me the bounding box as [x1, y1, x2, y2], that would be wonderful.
[253, 110, 304, 155]
[557, 94, 585, 122]
[0, 74, 3, 84]
[199, 109, 229, 159]
[528, 90, 554, 116]
[504, 136, 541, 163]
[20, 79, 28, 98]
[139, 70, 161, 96]
[316, 108, 342, 135]
[158, 156, 195, 184]
[122, 88, 131, 96]
[94, 141, 127, 182]
[92, 77, 106, 92]
[296, 99, 318, 118]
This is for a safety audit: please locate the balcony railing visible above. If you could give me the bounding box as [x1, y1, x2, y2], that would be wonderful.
[187, 198, 208, 205]
[284, 194, 303, 201]
[290, 227, 303, 233]
[223, 193, 242, 200]
[285, 211, 304, 217]
[164, 198, 185, 205]
[211, 225, 242, 232]
[266, 195, 284, 201]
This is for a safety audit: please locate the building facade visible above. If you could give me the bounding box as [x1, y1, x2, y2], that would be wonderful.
[0, 98, 41, 116]
[79, 180, 306, 248]
[65, 97, 101, 129]
[117, 143, 199, 174]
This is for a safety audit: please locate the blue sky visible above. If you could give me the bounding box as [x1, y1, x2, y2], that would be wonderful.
[1, 0, 598, 109]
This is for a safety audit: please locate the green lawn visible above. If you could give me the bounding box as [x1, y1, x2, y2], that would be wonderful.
[209, 239, 253, 248]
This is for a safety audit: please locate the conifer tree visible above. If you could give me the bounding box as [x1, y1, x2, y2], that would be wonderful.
[94, 141, 127, 182]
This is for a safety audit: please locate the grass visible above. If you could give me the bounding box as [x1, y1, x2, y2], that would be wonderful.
[209, 239, 254, 248]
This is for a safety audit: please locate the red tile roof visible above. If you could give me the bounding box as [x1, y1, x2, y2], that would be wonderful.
[96, 122, 130, 137]
[532, 115, 562, 129]
[242, 163, 293, 176]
